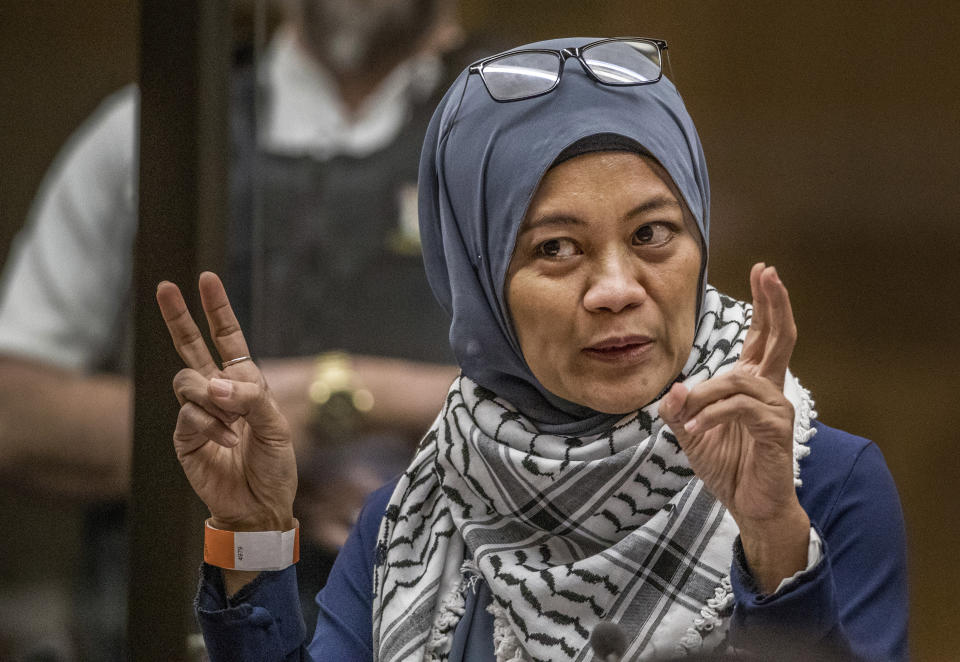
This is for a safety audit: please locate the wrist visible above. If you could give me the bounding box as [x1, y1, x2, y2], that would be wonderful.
[204, 518, 300, 573]
[209, 512, 296, 533]
[737, 505, 810, 595]
[221, 569, 263, 598]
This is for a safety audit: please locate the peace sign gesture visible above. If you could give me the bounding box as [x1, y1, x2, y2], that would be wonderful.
[660, 263, 811, 592]
[156, 272, 296, 534]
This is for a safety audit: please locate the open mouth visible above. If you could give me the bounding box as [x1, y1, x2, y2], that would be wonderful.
[583, 336, 654, 362]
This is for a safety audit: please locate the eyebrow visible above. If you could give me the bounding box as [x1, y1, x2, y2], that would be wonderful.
[627, 196, 683, 217]
[520, 195, 682, 234]
[517, 214, 586, 235]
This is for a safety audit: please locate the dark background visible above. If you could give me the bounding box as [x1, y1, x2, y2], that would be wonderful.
[1, 1, 956, 658]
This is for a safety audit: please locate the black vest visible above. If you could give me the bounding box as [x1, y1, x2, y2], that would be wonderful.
[226, 61, 455, 363]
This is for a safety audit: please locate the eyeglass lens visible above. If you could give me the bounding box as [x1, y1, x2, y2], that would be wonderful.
[581, 40, 661, 84]
[480, 51, 562, 101]
[480, 40, 662, 101]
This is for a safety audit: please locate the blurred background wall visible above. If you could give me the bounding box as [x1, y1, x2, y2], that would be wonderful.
[1, 1, 956, 659]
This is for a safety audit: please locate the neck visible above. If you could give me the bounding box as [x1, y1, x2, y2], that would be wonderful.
[293, 29, 397, 114]
[290, 10, 463, 115]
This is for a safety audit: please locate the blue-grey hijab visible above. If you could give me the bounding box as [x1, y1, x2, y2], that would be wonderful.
[418, 37, 710, 434]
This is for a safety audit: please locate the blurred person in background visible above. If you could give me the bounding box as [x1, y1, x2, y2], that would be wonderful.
[0, 1, 499, 659]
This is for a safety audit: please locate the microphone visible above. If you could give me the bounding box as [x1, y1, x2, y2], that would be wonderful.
[590, 620, 627, 662]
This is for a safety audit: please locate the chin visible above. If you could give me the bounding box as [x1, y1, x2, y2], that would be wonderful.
[565, 371, 674, 414]
[573, 387, 660, 416]
[591, 401, 649, 416]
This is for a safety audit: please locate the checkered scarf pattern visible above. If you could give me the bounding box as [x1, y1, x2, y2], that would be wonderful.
[372, 288, 809, 661]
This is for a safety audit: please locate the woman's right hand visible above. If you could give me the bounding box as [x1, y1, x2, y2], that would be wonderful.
[156, 272, 297, 533]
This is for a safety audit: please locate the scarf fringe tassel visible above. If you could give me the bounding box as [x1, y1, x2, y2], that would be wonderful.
[677, 575, 735, 654]
[487, 600, 528, 662]
[425, 560, 483, 661]
[791, 375, 818, 487]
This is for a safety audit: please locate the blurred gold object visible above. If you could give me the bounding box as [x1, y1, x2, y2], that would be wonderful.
[308, 351, 373, 442]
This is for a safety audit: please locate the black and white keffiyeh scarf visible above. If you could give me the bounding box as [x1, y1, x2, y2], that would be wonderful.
[372, 289, 817, 661]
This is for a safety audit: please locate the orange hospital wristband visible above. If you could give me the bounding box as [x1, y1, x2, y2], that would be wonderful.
[204, 519, 300, 571]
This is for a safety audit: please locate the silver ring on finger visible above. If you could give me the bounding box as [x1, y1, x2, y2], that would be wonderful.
[222, 355, 252, 369]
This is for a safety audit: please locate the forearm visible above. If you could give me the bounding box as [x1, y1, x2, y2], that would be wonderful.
[737, 504, 811, 595]
[731, 438, 909, 661]
[197, 564, 310, 661]
[261, 354, 457, 447]
[351, 354, 458, 434]
[0, 356, 131, 499]
[730, 528, 854, 661]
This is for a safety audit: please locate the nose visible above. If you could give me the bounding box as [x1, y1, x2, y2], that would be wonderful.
[582, 253, 647, 313]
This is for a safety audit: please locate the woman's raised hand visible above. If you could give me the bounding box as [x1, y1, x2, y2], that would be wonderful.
[156, 272, 296, 533]
[660, 263, 810, 592]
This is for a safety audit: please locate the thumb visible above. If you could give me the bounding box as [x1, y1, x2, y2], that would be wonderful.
[208, 378, 290, 443]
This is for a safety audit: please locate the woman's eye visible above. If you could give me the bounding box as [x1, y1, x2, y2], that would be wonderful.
[535, 238, 579, 258]
[633, 223, 674, 246]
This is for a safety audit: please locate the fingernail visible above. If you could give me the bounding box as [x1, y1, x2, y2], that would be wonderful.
[684, 418, 698, 433]
[210, 378, 232, 397]
[223, 430, 239, 446]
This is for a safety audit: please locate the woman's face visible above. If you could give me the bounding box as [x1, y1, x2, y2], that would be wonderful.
[505, 151, 702, 414]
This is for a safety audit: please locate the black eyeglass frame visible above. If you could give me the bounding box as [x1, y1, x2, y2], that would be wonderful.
[468, 37, 670, 103]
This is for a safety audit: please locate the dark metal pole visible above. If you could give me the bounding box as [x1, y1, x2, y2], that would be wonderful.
[130, 1, 230, 660]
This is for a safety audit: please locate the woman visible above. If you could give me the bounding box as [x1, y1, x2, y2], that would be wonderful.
[157, 37, 907, 661]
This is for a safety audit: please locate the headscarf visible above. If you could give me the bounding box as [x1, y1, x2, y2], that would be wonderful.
[417, 37, 710, 434]
[372, 38, 817, 662]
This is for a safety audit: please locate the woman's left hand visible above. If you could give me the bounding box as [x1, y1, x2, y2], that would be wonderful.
[660, 263, 810, 593]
